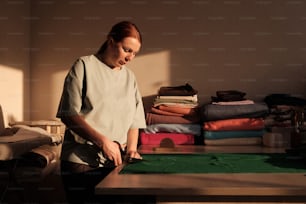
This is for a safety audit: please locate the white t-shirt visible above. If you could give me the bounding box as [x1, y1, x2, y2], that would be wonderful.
[57, 55, 146, 167]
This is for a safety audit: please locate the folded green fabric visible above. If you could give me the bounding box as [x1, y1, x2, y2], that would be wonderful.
[120, 153, 306, 174]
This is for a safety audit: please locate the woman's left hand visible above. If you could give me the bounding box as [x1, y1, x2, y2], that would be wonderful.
[125, 150, 142, 163]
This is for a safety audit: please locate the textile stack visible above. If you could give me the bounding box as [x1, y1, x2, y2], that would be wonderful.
[264, 94, 306, 128]
[201, 90, 269, 146]
[263, 94, 306, 148]
[140, 83, 202, 145]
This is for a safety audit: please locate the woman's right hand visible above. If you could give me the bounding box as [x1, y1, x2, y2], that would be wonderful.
[101, 139, 123, 166]
[60, 115, 123, 166]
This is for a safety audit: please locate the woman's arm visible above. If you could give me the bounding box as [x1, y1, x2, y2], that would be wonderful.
[126, 128, 142, 159]
[61, 115, 123, 166]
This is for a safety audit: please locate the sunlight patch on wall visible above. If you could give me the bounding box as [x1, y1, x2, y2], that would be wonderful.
[0, 64, 23, 126]
[128, 50, 171, 97]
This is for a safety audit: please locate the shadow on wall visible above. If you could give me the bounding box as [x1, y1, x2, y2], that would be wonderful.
[142, 95, 157, 114]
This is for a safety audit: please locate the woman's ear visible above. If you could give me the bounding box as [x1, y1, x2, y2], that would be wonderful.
[108, 37, 114, 45]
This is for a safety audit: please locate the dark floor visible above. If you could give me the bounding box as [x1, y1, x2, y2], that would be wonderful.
[0, 160, 68, 204]
[0, 160, 156, 204]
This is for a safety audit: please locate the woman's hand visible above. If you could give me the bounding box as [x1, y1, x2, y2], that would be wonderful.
[127, 150, 142, 159]
[101, 140, 123, 166]
[125, 150, 142, 163]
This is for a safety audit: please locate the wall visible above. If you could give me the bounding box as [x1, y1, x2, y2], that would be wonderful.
[0, 0, 30, 126]
[1, 0, 306, 122]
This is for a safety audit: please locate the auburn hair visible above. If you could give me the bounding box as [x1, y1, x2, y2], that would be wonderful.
[97, 21, 142, 54]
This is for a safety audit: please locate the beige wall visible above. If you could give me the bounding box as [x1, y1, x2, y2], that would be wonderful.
[1, 0, 306, 123]
[0, 0, 30, 126]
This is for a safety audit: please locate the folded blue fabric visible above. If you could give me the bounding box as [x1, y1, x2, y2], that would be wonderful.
[144, 123, 202, 136]
[203, 130, 265, 140]
[201, 103, 269, 121]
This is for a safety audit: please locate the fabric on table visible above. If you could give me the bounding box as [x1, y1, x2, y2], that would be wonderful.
[203, 118, 265, 131]
[264, 93, 306, 107]
[203, 130, 265, 140]
[0, 125, 62, 160]
[144, 123, 202, 136]
[212, 100, 254, 105]
[158, 83, 198, 96]
[156, 104, 199, 116]
[153, 98, 198, 108]
[151, 107, 184, 116]
[139, 132, 195, 145]
[146, 112, 200, 125]
[215, 90, 246, 101]
[201, 103, 269, 121]
[157, 95, 198, 102]
[204, 137, 262, 146]
[19, 145, 57, 168]
[120, 153, 306, 174]
[264, 105, 295, 127]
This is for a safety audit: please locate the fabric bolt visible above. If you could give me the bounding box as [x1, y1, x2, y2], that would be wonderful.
[157, 95, 198, 102]
[265, 105, 296, 128]
[146, 112, 200, 125]
[211, 90, 246, 102]
[203, 118, 265, 131]
[0, 125, 62, 160]
[204, 137, 262, 146]
[157, 104, 198, 116]
[203, 129, 265, 140]
[139, 132, 195, 145]
[201, 103, 269, 121]
[212, 100, 254, 105]
[20, 146, 57, 168]
[153, 98, 198, 108]
[151, 107, 184, 116]
[158, 83, 198, 96]
[144, 123, 202, 136]
[264, 94, 306, 107]
[120, 153, 306, 174]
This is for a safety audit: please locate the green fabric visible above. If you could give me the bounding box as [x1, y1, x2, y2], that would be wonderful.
[120, 153, 306, 174]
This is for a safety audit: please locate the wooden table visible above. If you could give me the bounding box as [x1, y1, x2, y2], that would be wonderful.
[95, 145, 306, 203]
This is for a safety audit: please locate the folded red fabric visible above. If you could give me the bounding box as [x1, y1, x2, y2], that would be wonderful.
[139, 132, 195, 145]
[203, 118, 265, 131]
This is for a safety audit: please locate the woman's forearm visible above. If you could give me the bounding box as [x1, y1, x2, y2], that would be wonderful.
[126, 128, 139, 152]
[61, 115, 107, 148]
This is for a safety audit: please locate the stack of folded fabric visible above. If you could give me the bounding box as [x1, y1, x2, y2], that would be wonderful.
[201, 90, 269, 146]
[264, 94, 306, 128]
[140, 83, 202, 145]
[262, 94, 306, 147]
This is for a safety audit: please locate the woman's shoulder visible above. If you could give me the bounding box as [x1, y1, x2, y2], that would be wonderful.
[123, 65, 136, 76]
[78, 54, 96, 63]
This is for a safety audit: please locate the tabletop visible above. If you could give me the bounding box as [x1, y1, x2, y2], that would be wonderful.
[95, 145, 306, 203]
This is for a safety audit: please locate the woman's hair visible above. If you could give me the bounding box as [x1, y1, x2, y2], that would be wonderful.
[97, 21, 142, 54]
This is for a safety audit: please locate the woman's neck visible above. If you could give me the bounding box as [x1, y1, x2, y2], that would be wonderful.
[95, 52, 117, 69]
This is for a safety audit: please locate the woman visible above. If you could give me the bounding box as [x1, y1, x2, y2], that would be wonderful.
[56, 21, 146, 203]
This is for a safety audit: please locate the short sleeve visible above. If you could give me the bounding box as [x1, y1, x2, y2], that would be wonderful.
[130, 80, 147, 129]
[56, 59, 85, 118]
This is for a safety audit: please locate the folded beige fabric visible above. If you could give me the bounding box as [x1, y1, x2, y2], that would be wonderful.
[20, 145, 57, 168]
[0, 125, 62, 160]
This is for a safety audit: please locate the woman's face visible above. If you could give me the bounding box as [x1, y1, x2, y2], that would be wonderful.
[108, 37, 141, 69]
